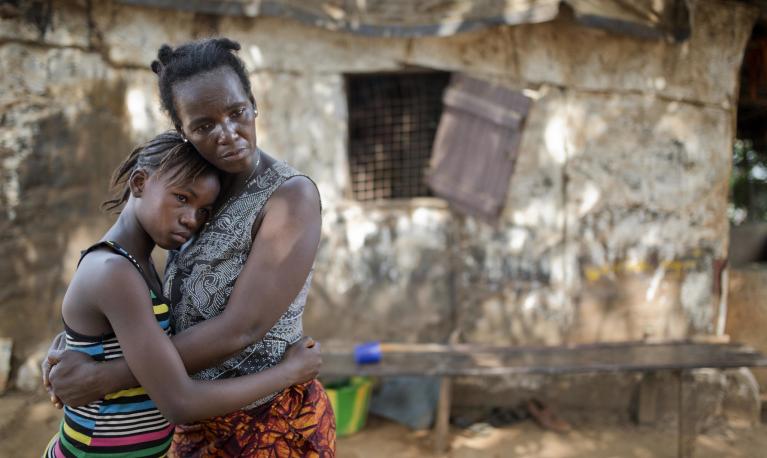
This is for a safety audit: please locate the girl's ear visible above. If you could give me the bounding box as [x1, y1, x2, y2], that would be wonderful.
[129, 169, 149, 198]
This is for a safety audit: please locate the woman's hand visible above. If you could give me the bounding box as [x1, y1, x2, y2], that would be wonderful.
[282, 336, 321, 385]
[41, 332, 66, 408]
[48, 350, 105, 407]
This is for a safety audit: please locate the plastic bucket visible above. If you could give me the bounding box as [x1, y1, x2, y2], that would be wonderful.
[325, 376, 373, 436]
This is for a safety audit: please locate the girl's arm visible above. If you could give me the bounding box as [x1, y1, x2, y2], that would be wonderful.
[47, 176, 321, 403]
[82, 256, 320, 424]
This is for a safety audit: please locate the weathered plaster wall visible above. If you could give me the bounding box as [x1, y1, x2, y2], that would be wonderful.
[0, 0, 757, 405]
[727, 266, 767, 389]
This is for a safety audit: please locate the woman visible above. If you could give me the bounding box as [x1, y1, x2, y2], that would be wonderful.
[45, 38, 335, 456]
[44, 131, 321, 457]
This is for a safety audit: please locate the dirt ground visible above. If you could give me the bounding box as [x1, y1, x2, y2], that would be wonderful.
[340, 415, 767, 458]
[1, 391, 765, 458]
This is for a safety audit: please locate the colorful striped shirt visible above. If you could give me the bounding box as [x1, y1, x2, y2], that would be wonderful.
[45, 241, 174, 458]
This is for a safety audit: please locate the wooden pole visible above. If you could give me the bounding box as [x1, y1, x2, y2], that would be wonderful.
[677, 370, 694, 458]
[434, 376, 452, 454]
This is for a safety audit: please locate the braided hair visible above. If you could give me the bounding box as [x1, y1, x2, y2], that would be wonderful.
[150, 37, 254, 129]
[102, 131, 218, 212]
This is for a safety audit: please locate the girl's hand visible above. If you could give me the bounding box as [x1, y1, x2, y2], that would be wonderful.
[282, 336, 321, 385]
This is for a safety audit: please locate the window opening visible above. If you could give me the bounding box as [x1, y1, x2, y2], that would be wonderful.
[346, 72, 450, 201]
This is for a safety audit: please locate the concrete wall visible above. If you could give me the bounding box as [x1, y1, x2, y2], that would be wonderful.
[0, 0, 758, 404]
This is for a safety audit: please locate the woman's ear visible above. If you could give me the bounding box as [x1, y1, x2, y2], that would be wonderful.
[129, 169, 149, 198]
[175, 125, 189, 142]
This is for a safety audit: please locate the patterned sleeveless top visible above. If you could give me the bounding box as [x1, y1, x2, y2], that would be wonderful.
[45, 241, 174, 458]
[164, 159, 315, 408]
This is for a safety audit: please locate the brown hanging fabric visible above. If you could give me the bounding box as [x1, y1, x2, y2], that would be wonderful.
[427, 74, 532, 223]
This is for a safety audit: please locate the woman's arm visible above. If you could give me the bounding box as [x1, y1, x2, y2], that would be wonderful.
[85, 256, 320, 424]
[171, 176, 322, 368]
[47, 176, 321, 402]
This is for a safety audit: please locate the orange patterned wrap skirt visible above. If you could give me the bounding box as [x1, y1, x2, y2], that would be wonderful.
[169, 379, 336, 457]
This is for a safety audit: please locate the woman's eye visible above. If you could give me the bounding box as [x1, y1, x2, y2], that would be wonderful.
[232, 107, 246, 118]
[193, 123, 213, 134]
[198, 208, 210, 219]
[175, 194, 188, 203]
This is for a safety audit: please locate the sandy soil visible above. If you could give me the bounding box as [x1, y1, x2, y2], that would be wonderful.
[339, 415, 766, 458]
[1, 391, 765, 458]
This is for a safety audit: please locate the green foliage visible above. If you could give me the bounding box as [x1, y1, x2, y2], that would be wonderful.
[730, 139, 767, 224]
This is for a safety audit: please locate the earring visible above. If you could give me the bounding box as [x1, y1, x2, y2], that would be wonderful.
[254, 107, 259, 117]
[183, 137, 189, 143]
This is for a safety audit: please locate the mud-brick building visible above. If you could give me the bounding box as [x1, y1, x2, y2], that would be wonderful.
[1, 0, 764, 420]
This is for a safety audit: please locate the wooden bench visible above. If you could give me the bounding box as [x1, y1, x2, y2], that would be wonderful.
[321, 340, 767, 457]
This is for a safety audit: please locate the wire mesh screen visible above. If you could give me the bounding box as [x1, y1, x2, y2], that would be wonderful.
[347, 72, 450, 201]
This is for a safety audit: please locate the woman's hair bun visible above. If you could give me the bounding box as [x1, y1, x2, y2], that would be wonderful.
[150, 60, 163, 75]
[214, 37, 241, 51]
[157, 44, 174, 64]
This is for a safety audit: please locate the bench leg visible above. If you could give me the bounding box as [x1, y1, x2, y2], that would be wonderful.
[638, 372, 660, 425]
[434, 376, 452, 454]
[676, 370, 695, 458]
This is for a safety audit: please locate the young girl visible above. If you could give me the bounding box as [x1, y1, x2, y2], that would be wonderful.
[44, 131, 321, 458]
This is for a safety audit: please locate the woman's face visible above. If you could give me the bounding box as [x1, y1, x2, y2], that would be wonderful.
[172, 66, 258, 175]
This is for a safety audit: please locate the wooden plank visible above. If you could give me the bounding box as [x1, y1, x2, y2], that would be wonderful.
[428, 74, 531, 222]
[320, 341, 767, 377]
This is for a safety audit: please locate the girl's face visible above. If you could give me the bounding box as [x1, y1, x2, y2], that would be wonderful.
[172, 66, 258, 175]
[133, 167, 220, 250]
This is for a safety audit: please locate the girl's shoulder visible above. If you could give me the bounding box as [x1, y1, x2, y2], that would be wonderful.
[75, 248, 138, 285]
[74, 245, 145, 293]
[63, 247, 146, 321]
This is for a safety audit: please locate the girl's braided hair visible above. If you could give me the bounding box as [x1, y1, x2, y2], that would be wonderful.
[102, 131, 217, 212]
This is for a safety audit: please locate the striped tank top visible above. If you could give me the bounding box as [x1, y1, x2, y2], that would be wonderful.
[45, 241, 174, 458]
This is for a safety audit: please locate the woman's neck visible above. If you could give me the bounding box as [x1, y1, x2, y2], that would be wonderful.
[220, 149, 266, 201]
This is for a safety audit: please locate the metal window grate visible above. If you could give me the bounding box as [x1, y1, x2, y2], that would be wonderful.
[346, 72, 450, 201]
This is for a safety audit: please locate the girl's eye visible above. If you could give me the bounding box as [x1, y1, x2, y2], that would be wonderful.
[175, 194, 188, 203]
[198, 208, 211, 219]
[232, 107, 246, 118]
